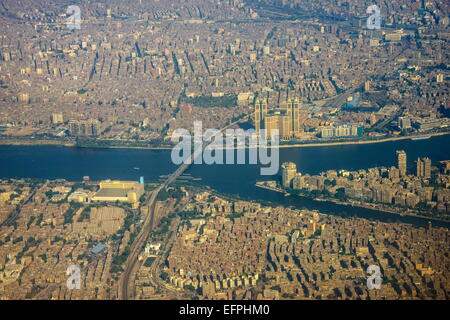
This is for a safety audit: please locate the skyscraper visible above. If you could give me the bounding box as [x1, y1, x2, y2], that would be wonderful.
[281, 162, 297, 188]
[287, 98, 300, 136]
[254, 99, 268, 136]
[416, 158, 423, 177]
[423, 158, 431, 178]
[396, 150, 407, 176]
[68, 119, 101, 136]
[263, 112, 281, 138]
[416, 157, 431, 179]
[398, 117, 411, 130]
[263, 110, 292, 138]
[255, 97, 300, 138]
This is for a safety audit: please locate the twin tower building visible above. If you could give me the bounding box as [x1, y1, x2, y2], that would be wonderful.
[254, 98, 302, 139]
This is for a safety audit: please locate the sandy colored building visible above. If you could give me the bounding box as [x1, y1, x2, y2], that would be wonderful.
[92, 180, 144, 204]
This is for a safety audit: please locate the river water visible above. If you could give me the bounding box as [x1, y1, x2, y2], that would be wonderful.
[1, 134, 449, 228]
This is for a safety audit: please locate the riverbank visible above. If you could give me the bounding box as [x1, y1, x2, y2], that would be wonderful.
[276, 131, 450, 149]
[2, 139, 450, 229]
[1, 131, 449, 151]
[0, 138, 173, 150]
[0, 139, 76, 147]
[255, 182, 450, 224]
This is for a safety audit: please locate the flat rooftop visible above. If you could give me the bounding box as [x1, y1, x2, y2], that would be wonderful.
[94, 188, 128, 198]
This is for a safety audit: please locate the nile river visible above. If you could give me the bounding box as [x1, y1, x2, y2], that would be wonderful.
[1, 134, 450, 228]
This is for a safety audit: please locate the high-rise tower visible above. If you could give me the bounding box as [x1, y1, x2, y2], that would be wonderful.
[416, 157, 431, 179]
[396, 150, 407, 176]
[291, 98, 300, 135]
[281, 162, 297, 188]
[255, 97, 300, 138]
[254, 99, 268, 136]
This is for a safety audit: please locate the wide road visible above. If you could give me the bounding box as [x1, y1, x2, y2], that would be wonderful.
[118, 186, 161, 299]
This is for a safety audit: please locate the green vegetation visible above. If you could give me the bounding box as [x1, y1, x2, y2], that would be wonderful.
[227, 212, 244, 220]
[160, 271, 169, 281]
[179, 92, 237, 108]
[75, 137, 172, 149]
[112, 210, 140, 266]
[112, 247, 130, 265]
[178, 210, 202, 220]
[25, 285, 45, 299]
[143, 257, 155, 267]
[26, 216, 36, 229]
[110, 265, 124, 273]
[114, 209, 134, 237]
[26, 237, 40, 247]
[335, 188, 348, 201]
[311, 229, 322, 239]
[185, 284, 196, 292]
[157, 187, 185, 201]
[229, 113, 247, 123]
[63, 202, 83, 225]
[45, 190, 59, 199]
[77, 207, 91, 222]
[286, 187, 344, 201]
[39, 254, 47, 263]
[13, 236, 23, 244]
[156, 188, 170, 201]
[52, 236, 66, 244]
[270, 285, 281, 292]
[10, 193, 20, 201]
[152, 213, 177, 236]
[36, 213, 44, 225]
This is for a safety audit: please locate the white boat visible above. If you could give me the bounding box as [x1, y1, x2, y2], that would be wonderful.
[411, 136, 431, 141]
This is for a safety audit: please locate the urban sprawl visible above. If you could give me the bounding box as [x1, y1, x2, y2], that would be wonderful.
[0, 0, 449, 300]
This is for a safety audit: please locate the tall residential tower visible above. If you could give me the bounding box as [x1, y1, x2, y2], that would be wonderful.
[396, 150, 407, 176]
[281, 162, 297, 188]
[254, 98, 301, 138]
